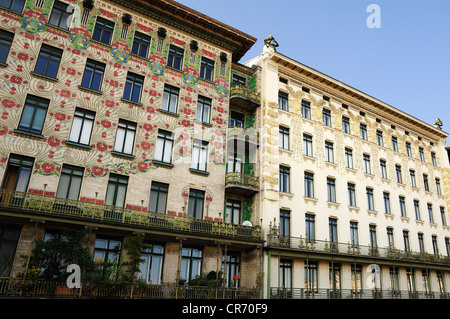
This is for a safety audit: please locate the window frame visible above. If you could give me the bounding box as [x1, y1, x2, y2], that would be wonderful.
[17, 95, 49, 135]
[149, 182, 169, 214]
[279, 165, 290, 193]
[123, 72, 145, 103]
[167, 45, 184, 70]
[113, 119, 137, 156]
[131, 31, 151, 58]
[0, 29, 14, 64]
[278, 91, 289, 112]
[196, 95, 212, 124]
[34, 44, 63, 79]
[92, 16, 115, 45]
[48, 1, 73, 30]
[161, 84, 180, 114]
[303, 134, 313, 157]
[191, 139, 208, 172]
[187, 189, 205, 219]
[56, 164, 84, 200]
[80, 59, 105, 92]
[68, 107, 95, 146]
[199, 57, 214, 81]
[279, 126, 290, 150]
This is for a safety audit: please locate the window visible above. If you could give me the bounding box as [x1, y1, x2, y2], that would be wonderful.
[323, 109, 331, 127]
[418, 233, 424, 253]
[376, 130, 383, 146]
[345, 148, 353, 169]
[427, 203, 434, 223]
[191, 139, 208, 172]
[403, 230, 410, 252]
[123, 72, 144, 103]
[92, 17, 114, 45]
[93, 237, 121, 264]
[131, 32, 151, 58]
[81, 59, 105, 91]
[196, 95, 211, 124]
[149, 182, 168, 214]
[0, 29, 14, 64]
[431, 152, 437, 166]
[350, 221, 358, 246]
[161, 84, 179, 113]
[230, 111, 244, 128]
[441, 206, 447, 226]
[200, 57, 214, 81]
[351, 265, 362, 292]
[188, 189, 204, 219]
[114, 120, 136, 155]
[303, 134, 313, 157]
[392, 136, 398, 152]
[406, 142, 412, 157]
[348, 183, 356, 207]
[414, 200, 421, 220]
[279, 260, 292, 289]
[327, 177, 336, 203]
[342, 116, 350, 134]
[223, 253, 241, 288]
[436, 178, 442, 195]
[0, 225, 21, 277]
[329, 218, 338, 249]
[383, 192, 391, 214]
[305, 214, 315, 242]
[395, 165, 402, 184]
[410, 170, 416, 188]
[68, 108, 95, 145]
[432, 236, 439, 256]
[17, 95, 49, 134]
[279, 126, 289, 150]
[56, 165, 84, 200]
[363, 154, 371, 174]
[280, 209, 290, 240]
[399, 196, 406, 217]
[105, 174, 128, 208]
[387, 227, 394, 249]
[380, 159, 387, 179]
[167, 45, 184, 70]
[0, 0, 25, 13]
[419, 147, 425, 162]
[1, 154, 34, 193]
[423, 174, 430, 192]
[226, 199, 241, 224]
[34, 44, 63, 78]
[279, 91, 289, 111]
[304, 171, 314, 198]
[305, 263, 318, 292]
[154, 129, 173, 164]
[232, 74, 246, 86]
[279, 165, 290, 193]
[48, 1, 73, 30]
[301, 100, 310, 119]
[325, 141, 334, 163]
[227, 152, 242, 173]
[366, 187, 374, 211]
[360, 123, 368, 140]
[138, 243, 164, 284]
[180, 247, 202, 283]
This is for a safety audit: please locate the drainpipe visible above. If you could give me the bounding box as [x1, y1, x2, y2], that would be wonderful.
[267, 249, 271, 299]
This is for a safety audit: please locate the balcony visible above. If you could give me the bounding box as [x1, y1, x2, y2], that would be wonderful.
[229, 84, 260, 111]
[0, 188, 262, 241]
[227, 126, 259, 148]
[225, 172, 259, 196]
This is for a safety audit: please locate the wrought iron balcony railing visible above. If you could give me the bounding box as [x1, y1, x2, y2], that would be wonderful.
[0, 188, 262, 241]
[229, 84, 261, 110]
[225, 172, 259, 190]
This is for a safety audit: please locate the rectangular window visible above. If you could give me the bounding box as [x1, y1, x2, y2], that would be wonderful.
[56, 164, 84, 200]
[360, 123, 368, 140]
[366, 187, 374, 211]
[34, 44, 63, 79]
[161, 84, 179, 114]
[441, 206, 447, 226]
[167, 45, 184, 70]
[138, 243, 164, 284]
[68, 108, 95, 145]
[0, 225, 21, 277]
[149, 182, 168, 214]
[1, 154, 34, 193]
[342, 116, 350, 134]
[380, 159, 387, 179]
[432, 236, 439, 256]
[191, 139, 208, 172]
[301, 100, 310, 119]
[410, 170, 416, 188]
[0, 29, 14, 64]
[387, 227, 394, 249]
[348, 183, 356, 207]
[406, 142, 412, 157]
[227, 152, 242, 173]
[232, 74, 246, 86]
[180, 247, 202, 283]
[304, 171, 314, 198]
[418, 233, 424, 253]
[279, 91, 289, 112]
[403, 230, 410, 252]
[92, 17, 114, 45]
[327, 177, 336, 203]
[323, 109, 332, 127]
[399, 196, 406, 217]
[0, 0, 25, 13]
[223, 253, 241, 288]
[131, 31, 151, 58]
[200, 57, 214, 81]
[376, 130, 383, 146]
[230, 111, 244, 128]
[280, 260, 292, 289]
[279, 165, 290, 193]
[48, 1, 73, 30]
[188, 189, 204, 219]
[363, 154, 371, 174]
[392, 136, 398, 152]
[226, 199, 241, 225]
[114, 119, 136, 155]
[395, 165, 402, 184]
[325, 141, 334, 163]
[105, 174, 128, 208]
[17, 95, 49, 135]
[350, 221, 358, 246]
[154, 129, 173, 164]
[423, 174, 430, 192]
[427, 203, 434, 223]
[419, 147, 425, 162]
[345, 148, 353, 169]
[431, 152, 437, 166]
[279, 126, 290, 150]
[305, 263, 318, 292]
[305, 213, 315, 242]
[81, 59, 105, 92]
[93, 237, 121, 264]
[414, 200, 421, 220]
[436, 178, 442, 195]
[196, 95, 211, 124]
[123, 72, 144, 103]
[329, 218, 338, 249]
[383, 192, 391, 214]
[280, 209, 290, 239]
[303, 134, 313, 157]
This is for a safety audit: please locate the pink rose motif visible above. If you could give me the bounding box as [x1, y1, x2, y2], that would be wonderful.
[101, 120, 111, 128]
[2, 99, 15, 108]
[140, 141, 151, 150]
[42, 163, 55, 174]
[10, 76, 22, 84]
[96, 142, 107, 152]
[91, 165, 104, 176]
[54, 112, 66, 121]
[48, 136, 60, 147]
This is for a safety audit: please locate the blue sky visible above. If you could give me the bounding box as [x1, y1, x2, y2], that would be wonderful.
[176, 0, 450, 143]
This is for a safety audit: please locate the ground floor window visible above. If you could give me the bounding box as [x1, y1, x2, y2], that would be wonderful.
[138, 242, 164, 284]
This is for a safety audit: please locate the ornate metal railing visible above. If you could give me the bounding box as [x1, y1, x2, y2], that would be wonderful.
[270, 287, 450, 299]
[225, 172, 259, 190]
[0, 278, 260, 299]
[230, 84, 261, 107]
[0, 189, 262, 240]
[266, 226, 450, 265]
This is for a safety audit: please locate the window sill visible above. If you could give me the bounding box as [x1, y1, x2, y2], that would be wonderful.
[194, 120, 212, 127]
[30, 71, 58, 83]
[0, 62, 8, 68]
[78, 85, 103, 95]
[13, 129, 44, 140]
[121, 98, 142, 107]
[152, 160, 174, 168]
[189, 168, 209, 176]
[158, 109, 179, 117]
[111, 151, 135, 160]
[65, 140, 92, 150]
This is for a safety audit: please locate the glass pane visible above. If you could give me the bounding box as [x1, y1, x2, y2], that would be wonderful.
[31, 107, 46, 133]
[138, 255, 149, 281]
[131, 83, 142, 102]
[19, 105, 33, 130]
[161, 91, 169, 111]
[149, 255, 162, 284]
[155, 137, 164, 161]
[56, 174, 70, 198]
[95, 238, 108, 249]
[68, 117, 82, 142]
[15, 167, 31, 192]
[105, 184, 116, 206]
[91, 70, 103, 91]
[123, 81, 132, 100]
[34, 54, 48, 75]
[114, 128, 125, 152]
[47, 56, 60, 78]
[115, 184, 127, 207]
[68, 175, 82, 200]
[79, 119, 93, 144]
[123, 130, 135, 154]
[163, 140, 172, 163]
[81, 68, 93, 88]
[156, 192, 167, 213]
[169, 94, 178, 113]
